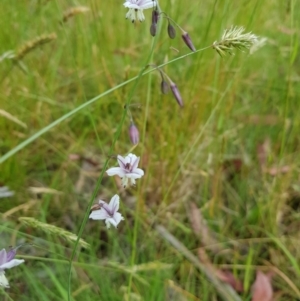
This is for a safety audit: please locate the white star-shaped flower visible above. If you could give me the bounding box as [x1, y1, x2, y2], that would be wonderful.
[89, 194, 124, 229]
[124, 0, 157, 23]
[0, 248, 25, 288]
[106, 153, 144, 188]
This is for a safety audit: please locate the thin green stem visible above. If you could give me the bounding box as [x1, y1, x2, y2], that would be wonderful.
[0, 46, 211, 165]
[66, 49, 157, 301]
[66, 6, 171, 299]
[127, 3, 163, 295]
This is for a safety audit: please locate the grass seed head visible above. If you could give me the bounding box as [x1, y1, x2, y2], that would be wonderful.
[213, 26, 259, 57]
[15, 33, 57, 60]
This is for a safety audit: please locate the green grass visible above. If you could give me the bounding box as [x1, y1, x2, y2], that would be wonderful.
[1, 0, 300, 300]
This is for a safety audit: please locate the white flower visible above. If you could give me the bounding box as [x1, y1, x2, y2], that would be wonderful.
[124, 0, 156, 23]
[106, 153, 144, 188]
[89, 194, 124, 229]
[0, 248, 25, 288]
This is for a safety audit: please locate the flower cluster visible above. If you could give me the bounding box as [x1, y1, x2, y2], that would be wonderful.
[89, 154, 144, 228]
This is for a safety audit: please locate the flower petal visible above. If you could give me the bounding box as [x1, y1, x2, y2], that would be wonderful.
[137, 0, 156, 9]
[106, 214, 124, 228]
[137, 10, 145, 22]
[89, 208, 110, 220]
[6, 250, 16, 262]
[0, 272, 9, 288]
[108, 194, 120, 213]
[106, 167, 126, 177]
[117, 155, 127, 169]
[131, 156, 140, 170]
[0, 249, 7, 266]
[113, 212, 124, 227]
[124, 2, 140, 9]
[134, 168, 144, 176]
[0, 259, 24, 270]
[122, 177, 129, 188]
[126, 173, 143, 179]
[127, 153, 138, 163]
[105, 219, 111, 229]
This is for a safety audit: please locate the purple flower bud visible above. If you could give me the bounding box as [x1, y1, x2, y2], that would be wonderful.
[161, 80, 169, 94]
[170, 83, 183, 107]
[182, 32, 196, 52]
[150, 23, 157, 37]
[151, 9, 159, 24]
[167, 22, 176, 39]
[129, 122, 139, 145]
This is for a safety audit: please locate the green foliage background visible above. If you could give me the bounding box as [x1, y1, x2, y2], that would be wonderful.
[0, 0, 300, 300]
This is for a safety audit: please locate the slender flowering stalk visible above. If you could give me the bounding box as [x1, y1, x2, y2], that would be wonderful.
[0, 248, 24, 288]
[106, 153, 144, 187]
[212, 26, 259, 57]
[124, 0, 157, 23]
[89, 194, 124, 228]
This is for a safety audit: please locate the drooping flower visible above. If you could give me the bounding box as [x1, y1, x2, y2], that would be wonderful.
[89, 194, 124, 229]
[106, 153, 144, 187]
[170, 82, 183, 107]
[124, 0, 157, 23]
[0, 248, 25, 288]
[167, 22, 176, 39]
[182, 32, 196, 52]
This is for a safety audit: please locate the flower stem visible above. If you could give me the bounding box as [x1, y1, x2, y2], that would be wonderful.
[67, 29, 159, 301]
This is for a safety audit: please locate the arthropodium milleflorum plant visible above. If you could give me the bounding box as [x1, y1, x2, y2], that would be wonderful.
[212, 26, 258, 57]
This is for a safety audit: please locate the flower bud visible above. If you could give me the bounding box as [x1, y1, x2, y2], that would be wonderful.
[182, 32, 196, 52]
[129, 122, 139, 145]
[151, 9, 159, 24]
[167, 22, 176, 39]
[150, 23, 157, 37]
[170, 83, 183, 107]
[161, 80, 169, 94]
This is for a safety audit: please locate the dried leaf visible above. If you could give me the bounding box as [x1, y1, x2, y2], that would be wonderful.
[217, 270, 244, 293]
[0, 109, 27, 128]
[28, 187, 63, 195]
[188, 202, 220, 252]
[251, 271, 273, 301]
[197, 249, 243, 293]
